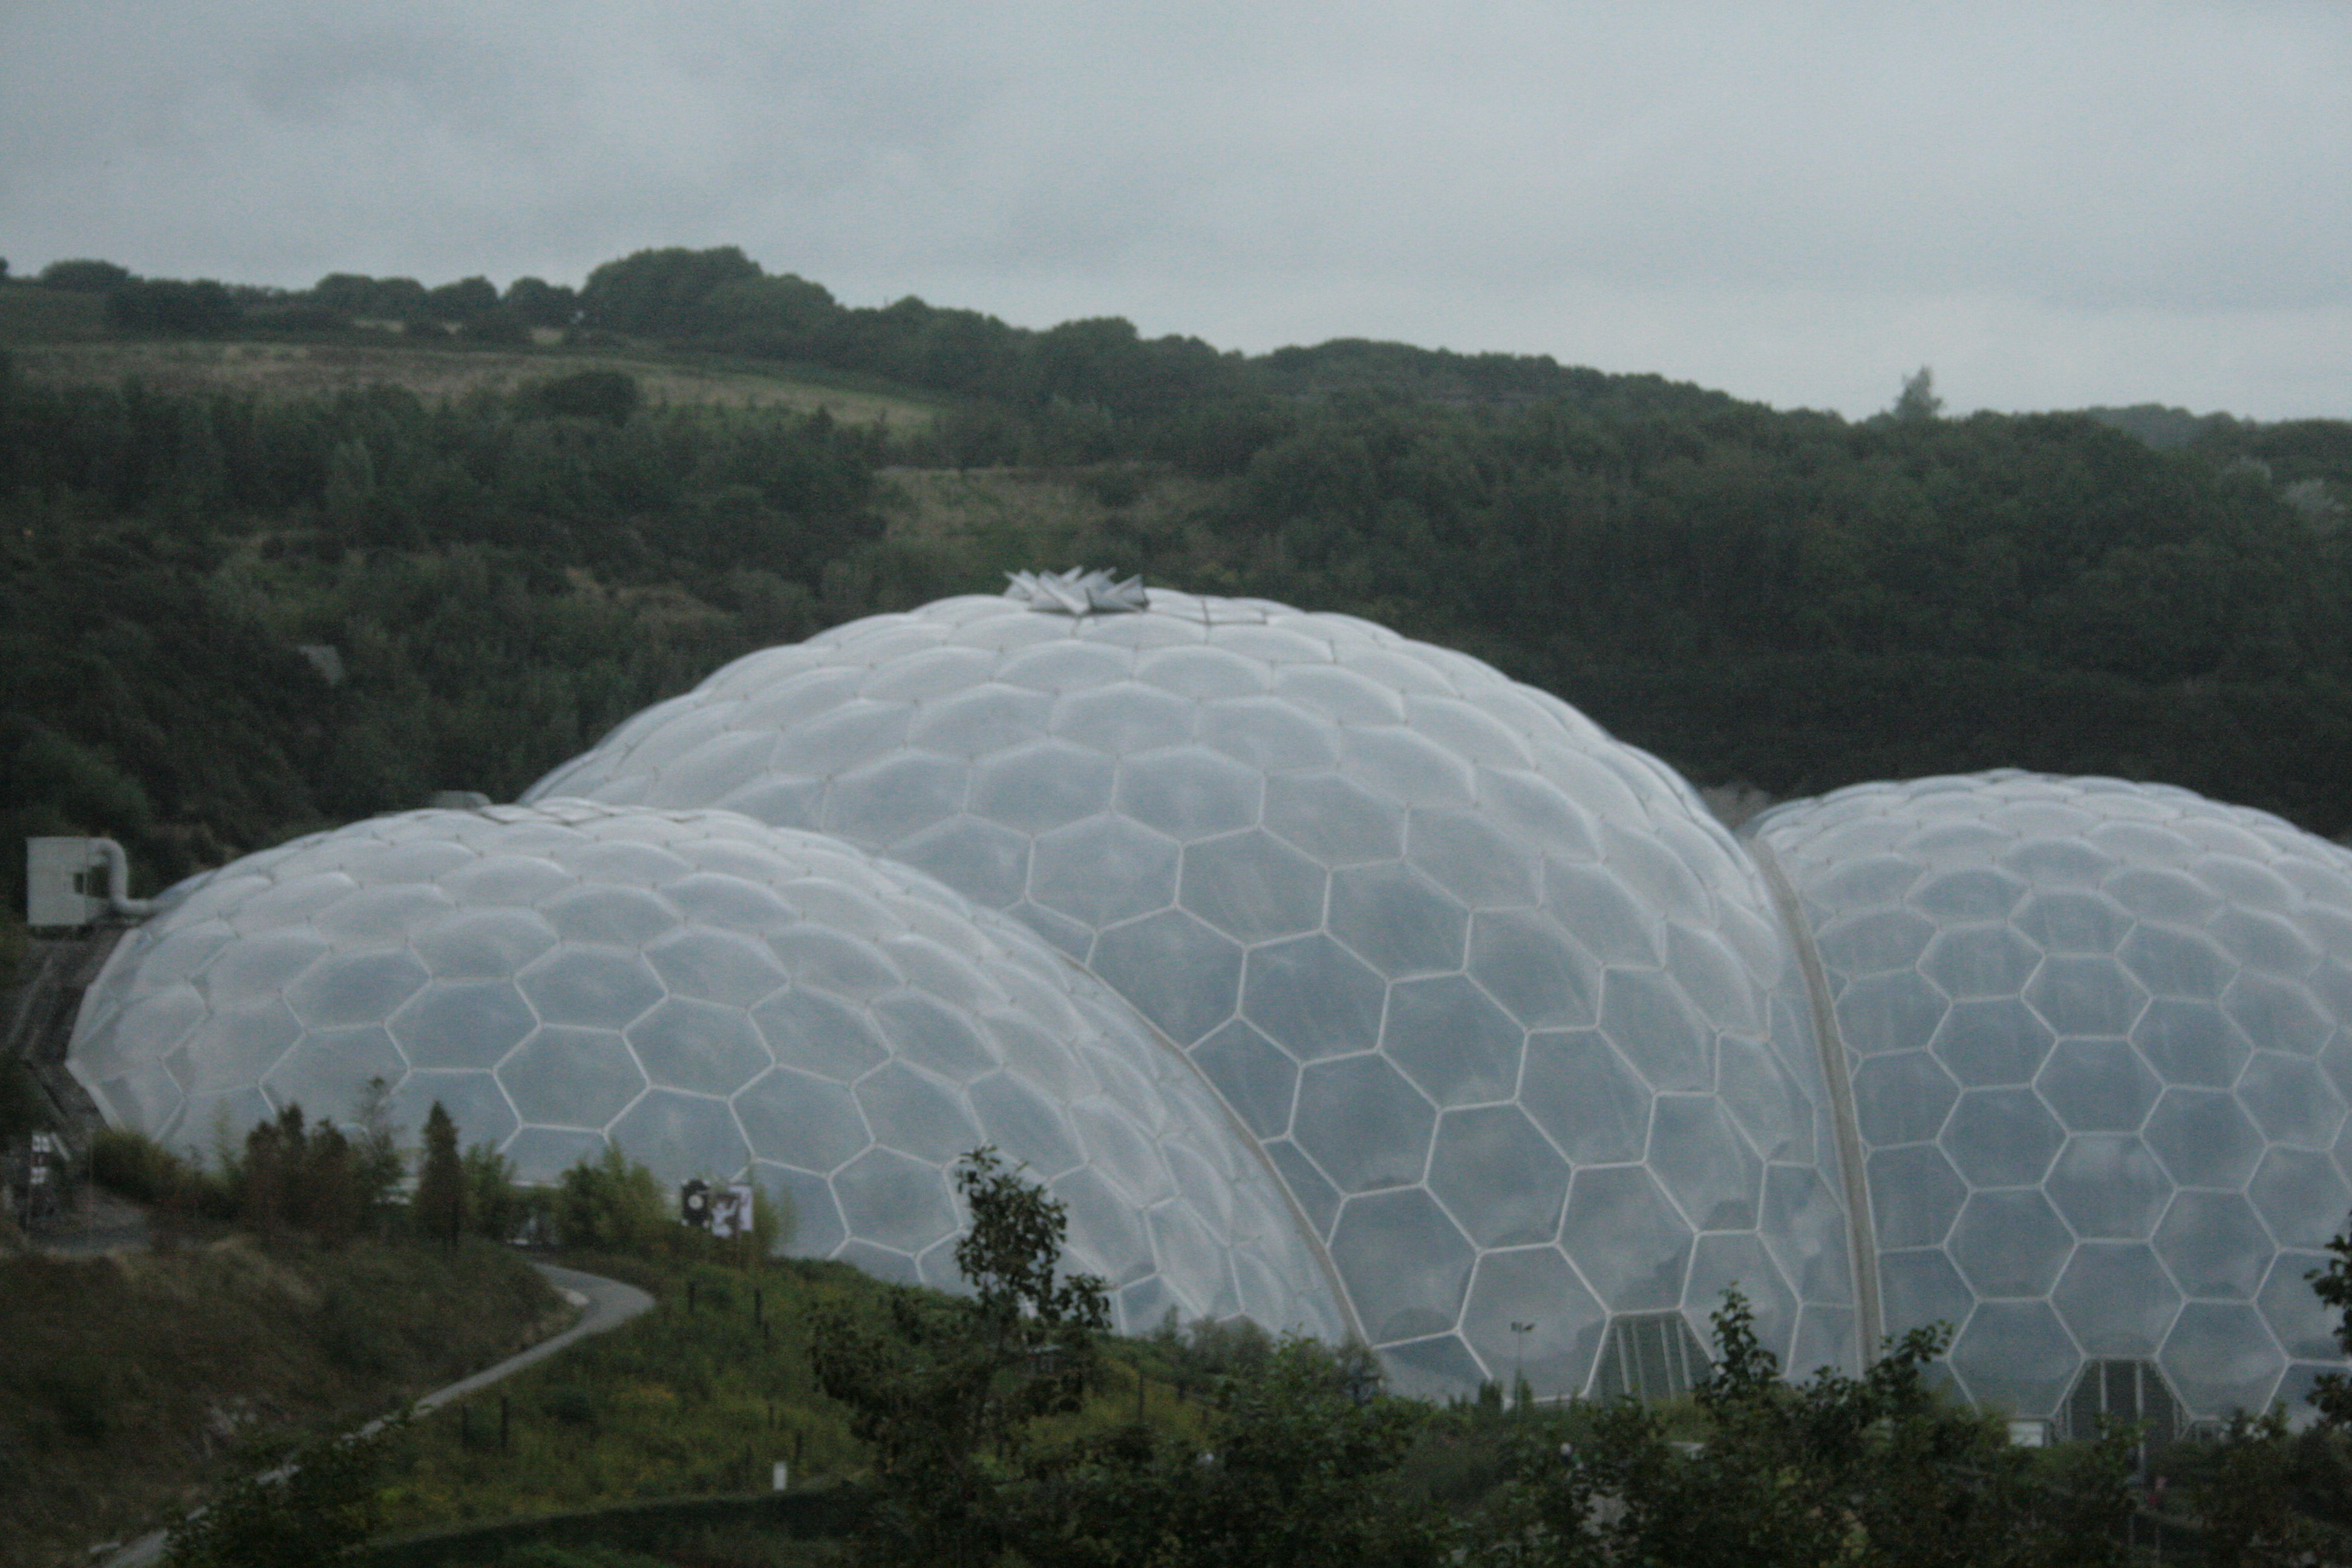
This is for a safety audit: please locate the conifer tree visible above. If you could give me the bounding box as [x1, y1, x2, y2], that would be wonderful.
[410, 1100, 466, 1248]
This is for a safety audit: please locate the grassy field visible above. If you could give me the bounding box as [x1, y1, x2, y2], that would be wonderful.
[872, 463, 1239, 589]
[4, 337, 940, 425]
[0, 1234, 564, 1568]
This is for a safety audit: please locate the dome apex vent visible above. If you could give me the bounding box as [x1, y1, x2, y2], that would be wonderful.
[1004, 567, 1148, 615]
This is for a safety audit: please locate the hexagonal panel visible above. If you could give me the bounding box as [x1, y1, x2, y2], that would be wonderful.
[892, 815, 1031, 909]
[1051, 681, 1195, 757]
[1950, 1189, 2074, 1297]
[2046, 1134, 2171, 1240]
[1942, 1087, 2066, 1187]
[1648, 1096, 1763, 1231]
[1385, 975, 1524, 1107]
[1178, 831, 1327, 943]
[286, 950, 430, 1030]
[1330, 1187, 1479, 1343]
[832, 1145, 958, 1255]
[2236, 1051, 2347, 1146]
[1293, 1054, 1436, 1194]
[1261, 771, 1405, 864]
[968, 1071, 1085, 1176]
[1461, 1248, 1607, 1400]
[1468, 909, 1601, 1031]
[627, 998, 771, 1097]
[751, 986, 888, 1079]
[1116, 747, 1260, 839]
[1030, 815, 1181, 927]
[1191, 1019, 1298, 1137]
[644, 928, 790, 1007]
[2249, 1148, 2352, 1250]
[1950, 1301, 2077, 1418]
[2037, 1039, 2160, 1131]
[1878, 1247, 1976, 1338]
[1815, 906, 1937, 977]
[1600, 969, 1710, 1093]
[1908, 867, 2028, 923]
[970, 740, 1116, 834]
[2025, 955, 2148, 1037]
[1428, 1106, 1570, 1248]
[1410, 809, 1539, 909]
[2053, 1243, 2181, 1356]
[518, 947, 665, 1028]
[1091, 909, 1244, 1046]
[2117, 924, 2236, 1000]
[2164, 1301, 2285, 1417]
[499, 1025, 647, 1128]
[265, 1027, 408, 1123]
[1853, 1050, 1961, 1146]
[1834, 970, 1950, 1061]
[1921, 925, 2043, 999]
[2013, 890, 2130, 953]
[1243, 933, 1386, 1063]
[1932, 997, 2056, 1088]
[1197, 696, 1342, 773]
[1869, 1143, 1970, 1250]
[872, 993, 997, 1080]
[2126, 1006, 2248, 1091]
[390, 980, 537, 1070]
[1328, 861, 1468, 978]
[1520, 1029, 1651, 1165]
[2155, 1191, 2272, 1299]
[390, 1071, 518, 1150]
[544, 885, 681, 947]
[2145, 1089, 2266, 1189]
[823, 752, 969, 844]
[1560, 1166, 1692, 1312]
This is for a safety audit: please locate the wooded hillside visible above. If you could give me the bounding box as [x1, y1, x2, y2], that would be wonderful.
[5, 246, 2349, 958]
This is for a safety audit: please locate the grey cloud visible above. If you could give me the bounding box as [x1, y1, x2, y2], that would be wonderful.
[1, 1, 2345, 417]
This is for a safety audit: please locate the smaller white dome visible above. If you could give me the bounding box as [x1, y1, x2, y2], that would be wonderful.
[1754, 771, 2352, 1421]
[69, 799, 1346, 1337]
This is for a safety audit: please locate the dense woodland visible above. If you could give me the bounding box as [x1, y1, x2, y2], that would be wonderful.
[5, 246, 2351, 952]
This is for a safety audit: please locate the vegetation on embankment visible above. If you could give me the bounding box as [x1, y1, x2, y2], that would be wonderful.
[0, 1234, 562, 1568]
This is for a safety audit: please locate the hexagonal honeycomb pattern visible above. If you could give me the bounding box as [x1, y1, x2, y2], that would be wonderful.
[68, 800, 1344, 1338]
[1753, 771, 2352, 1420]
[527, 587, 1861, 1397]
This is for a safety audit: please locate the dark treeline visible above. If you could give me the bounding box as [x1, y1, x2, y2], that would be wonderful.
[4, 246, 2351, 934]
[1168, 397, 2352, 832]
[0, 357, 921, 907]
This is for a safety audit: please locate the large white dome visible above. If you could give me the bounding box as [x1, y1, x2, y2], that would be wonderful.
[67, 799, 1345, 1338]
[528, 580, 1861, 1396]
[1753, 771, 2352, 1423]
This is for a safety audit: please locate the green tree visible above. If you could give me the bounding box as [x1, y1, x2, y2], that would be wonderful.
[2309, 1219, 2352, 1427]
[1894, 365, 1944, 422]
[39, 258, 132, 292]
[461, 1141, 526, 1241]
[410, 1099, 465, 1246]
[808, 1148, 1109, 1567]
[163, 1413, 406, 1568]
[502, 275, 578, 327]
[423, 275, 499, 322]
[554, 1143, 669, 1253]
[1488, 1292, 2131, 1568]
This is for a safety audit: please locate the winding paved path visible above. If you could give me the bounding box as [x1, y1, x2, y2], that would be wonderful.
[102, 1261, 655, 1568]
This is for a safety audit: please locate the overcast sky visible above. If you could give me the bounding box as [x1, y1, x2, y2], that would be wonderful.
[4, 2, 2347, 420]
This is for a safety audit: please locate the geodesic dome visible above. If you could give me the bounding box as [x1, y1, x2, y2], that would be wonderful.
[66, 799, 1346, 1337]
[1751, 772, 2352, 1423]
[527, 580, 1862, 1397]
